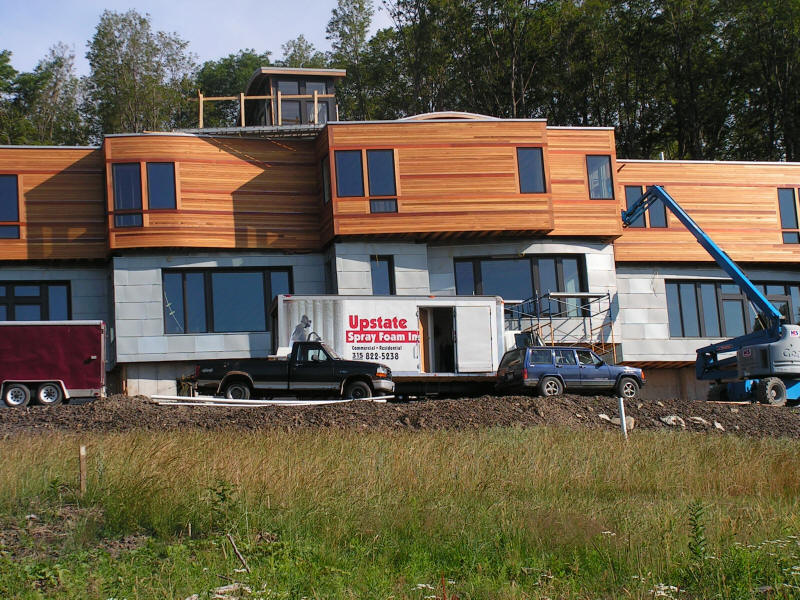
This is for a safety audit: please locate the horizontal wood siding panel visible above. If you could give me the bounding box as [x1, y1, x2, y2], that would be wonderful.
[545, 128, 623, 237]
[0, 147, 106, 260]
[106, 135, 321, 251]
[615, 160, 800, 263]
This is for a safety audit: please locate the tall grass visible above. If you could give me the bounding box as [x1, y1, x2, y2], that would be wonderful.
[1, 428, 800, 598]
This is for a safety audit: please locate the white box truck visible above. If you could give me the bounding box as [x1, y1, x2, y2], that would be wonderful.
[272, 295, 506, 396]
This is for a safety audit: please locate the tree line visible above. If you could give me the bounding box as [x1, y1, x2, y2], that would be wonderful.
[1, 0, 799, 161]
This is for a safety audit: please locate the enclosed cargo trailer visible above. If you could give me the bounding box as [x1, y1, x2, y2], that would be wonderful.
[0, 321, 105, 408]
[272, 295, 505, 396]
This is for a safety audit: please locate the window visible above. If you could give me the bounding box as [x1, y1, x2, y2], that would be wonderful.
[112, 163, 143, 227]
[778, 188, 800, 244]
[577, 349, 602, 366]
[586, 155, 614, 199]
[162, 268, 292, 334]
[321, 156, 331, 204]
[277, 80, 299, 95]
[529, 349, 553, 365]
[625, 185, 667, 228]
[335, 150, 364, 197]
[367, 150, 396, 196]
[454, 255, 587, 313]
[665, 280, 800, 338]
[370, 199, 397, 213]
[517, 147, 546, 193]
[305, 81, 326, 95]
[147, 163, 176, 209]
[0, 282, 70, 321]
[0, 175, 20, 239]
[554, 348, 577, 365]
[370, 255, 395, 295]
[281, 101, 301, 125]
[306, 102, 328, 124]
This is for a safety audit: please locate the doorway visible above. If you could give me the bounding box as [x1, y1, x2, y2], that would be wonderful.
[419, 307, 455, 373]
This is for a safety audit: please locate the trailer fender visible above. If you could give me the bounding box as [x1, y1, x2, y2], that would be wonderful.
[216, 372, 255, 396]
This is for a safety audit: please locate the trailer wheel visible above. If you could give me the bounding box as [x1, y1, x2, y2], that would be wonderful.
[36, 383, 63, 407]
[224, 381, 251, 400]
[3, 383, 31, 408]
[344, 381, 372, 400]
[538, 376, 563, 397]
[617, 377, 640, 400]
[756, 377, 787, 406]
[707, 383, 729, 403]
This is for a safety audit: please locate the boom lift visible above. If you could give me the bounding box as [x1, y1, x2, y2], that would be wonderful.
[622, 186, 800, 406]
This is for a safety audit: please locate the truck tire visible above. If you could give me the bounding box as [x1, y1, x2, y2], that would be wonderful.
[4, 383, 31, 408]
[36, 383, 63, 407]
[755, 377, 787, 406]
[538, 376, 563, 397]
[224, 381, 251, 400]
[616, 377, 640, 400]
[344, 380, 372, 400]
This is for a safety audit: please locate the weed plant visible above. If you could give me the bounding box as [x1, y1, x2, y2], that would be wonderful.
[0, 428, 799, 598]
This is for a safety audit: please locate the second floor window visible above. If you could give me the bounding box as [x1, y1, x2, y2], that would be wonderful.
[625, 185, 667, 228]
[335, 150, 364, 197]
[517, 147, 546, 193]
[147, 163, 176, 209]
[112, 163, 143, 227]
[587, 155, 614, 199]
[778, 188, 799, 243]
[0, 175, 20, 239]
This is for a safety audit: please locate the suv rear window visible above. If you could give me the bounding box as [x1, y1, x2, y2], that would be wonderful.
[529, 349, 553, 364]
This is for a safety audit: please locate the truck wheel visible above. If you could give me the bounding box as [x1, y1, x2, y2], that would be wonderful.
[344, 381, 372, 400]
[755, 377, 787, 406]
[224, 382, 251, 400]
[617, 377, 640, 400]
[538, 376, 563, 397]
[4, 383, 31, 408]
[36, 383, 63, 407]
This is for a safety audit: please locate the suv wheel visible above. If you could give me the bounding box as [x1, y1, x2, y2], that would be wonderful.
[538, 376, 563, 397]
[617, 377, 640, 400]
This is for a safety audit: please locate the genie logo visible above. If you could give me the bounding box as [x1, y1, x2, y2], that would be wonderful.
[742, 348, 752, 358]
[791, 330, 800, 337]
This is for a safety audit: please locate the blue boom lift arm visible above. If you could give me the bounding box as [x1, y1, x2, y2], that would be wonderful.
[621, 185, 785, 381]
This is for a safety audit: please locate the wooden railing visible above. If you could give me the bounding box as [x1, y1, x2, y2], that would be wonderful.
[192, 90, 337, 128]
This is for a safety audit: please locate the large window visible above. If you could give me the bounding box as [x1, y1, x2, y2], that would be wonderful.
[0, 175, 20, 239]
[367, 150, 396, 196]
[586, 155, 614, 199]
[0, 282, 70, 321]
[625, 185, 667, 228]
[665, 280, 800, 338]
[162, 268, 292, 334]
[517, 147, 546, 194]
[147, 163, 176, 209]
[112, 163, 143, 227]
[333, 149, 398, 212]
[454, 255, 586, 314]
[335, 150, 364, 197]
[370, 255, 396, 295]
[778, 188, 800, 243]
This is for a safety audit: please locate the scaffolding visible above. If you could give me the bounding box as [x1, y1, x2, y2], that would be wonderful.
[505, 291, 618, 362]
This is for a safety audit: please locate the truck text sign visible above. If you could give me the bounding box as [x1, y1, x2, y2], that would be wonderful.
[345, 315, 420, 344]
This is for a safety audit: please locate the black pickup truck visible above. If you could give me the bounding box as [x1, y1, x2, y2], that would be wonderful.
[190, 341, 394, 400]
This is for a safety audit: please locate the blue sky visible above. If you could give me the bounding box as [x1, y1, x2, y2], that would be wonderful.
[0, 0, 393, 76]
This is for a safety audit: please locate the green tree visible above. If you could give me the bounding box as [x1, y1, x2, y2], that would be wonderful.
[196, 49, 272, 127]
[85, 9, 196, 136]
[276, 35, 327, 68]
[326, 0, 374, 119]
[0, 50, 19, 144]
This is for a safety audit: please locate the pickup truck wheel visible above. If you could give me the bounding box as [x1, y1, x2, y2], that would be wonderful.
[344, 381, 371, 400]
[538, 376, 563, 397]
[36, 383, 63, 407]
[617, 377, 640, 400]
[4, 383, 31, 408]
[224, 382, 251, 400]
[755, 377, 787, 406]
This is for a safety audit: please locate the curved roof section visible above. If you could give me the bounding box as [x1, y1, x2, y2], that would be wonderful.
[399, 111, 500, 121]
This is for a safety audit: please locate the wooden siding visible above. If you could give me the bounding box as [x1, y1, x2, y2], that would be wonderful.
[324, 121, 555, 241]
[0, 147, 106, 260]
[104, 135, 321, 251]
[615, 160, 800, 263]
[545, 128, 623, 238]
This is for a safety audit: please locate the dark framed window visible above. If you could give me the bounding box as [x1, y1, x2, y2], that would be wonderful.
[0, 175, 20, 239]
[112, 163, 143, 227]
[0, 282, 70, 321]
[454, 255, 587, 314]
[517, 147, 546, 193]
[367, 150, 396, 196]
[305, 81, 326, 95]
[625, 185, 667, 228]
[162, 268, 292, 334]
[370, 255, 396, 295]
[321, 156, 331, 204]
[778, 188, 800, 244]
[335, 150, 364, 197]
[147, 163, 176, 209]
[665, 280, 800, 338]
[306, 101, 328, 124]
[281, 100, 301, 125]
[277, 80, 299, 95]
[370, 199, 397, 213]
[586, 155, 614, 199]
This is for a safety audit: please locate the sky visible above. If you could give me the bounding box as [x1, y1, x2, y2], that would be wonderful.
[0, 0, 393, 76]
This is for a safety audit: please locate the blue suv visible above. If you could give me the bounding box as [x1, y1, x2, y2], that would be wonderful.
[496, 346, 645, 399]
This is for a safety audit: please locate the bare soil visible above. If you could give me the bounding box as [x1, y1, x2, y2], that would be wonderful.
[2, 393, 800, 438]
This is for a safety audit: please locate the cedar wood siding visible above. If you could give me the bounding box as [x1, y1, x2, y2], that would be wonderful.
[104, 135, 321, 252]
[0, 147, 106, 260]
[615, 160, 800, 263]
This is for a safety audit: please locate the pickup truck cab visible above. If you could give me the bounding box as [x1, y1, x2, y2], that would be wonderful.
[192, 341, 394, 400]
[496, 346, 645, 399]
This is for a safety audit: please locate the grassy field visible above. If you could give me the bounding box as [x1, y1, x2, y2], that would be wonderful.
[1, 428, 800, 599]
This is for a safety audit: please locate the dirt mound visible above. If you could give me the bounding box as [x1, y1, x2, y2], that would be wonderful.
[2, 393, 800, 438]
